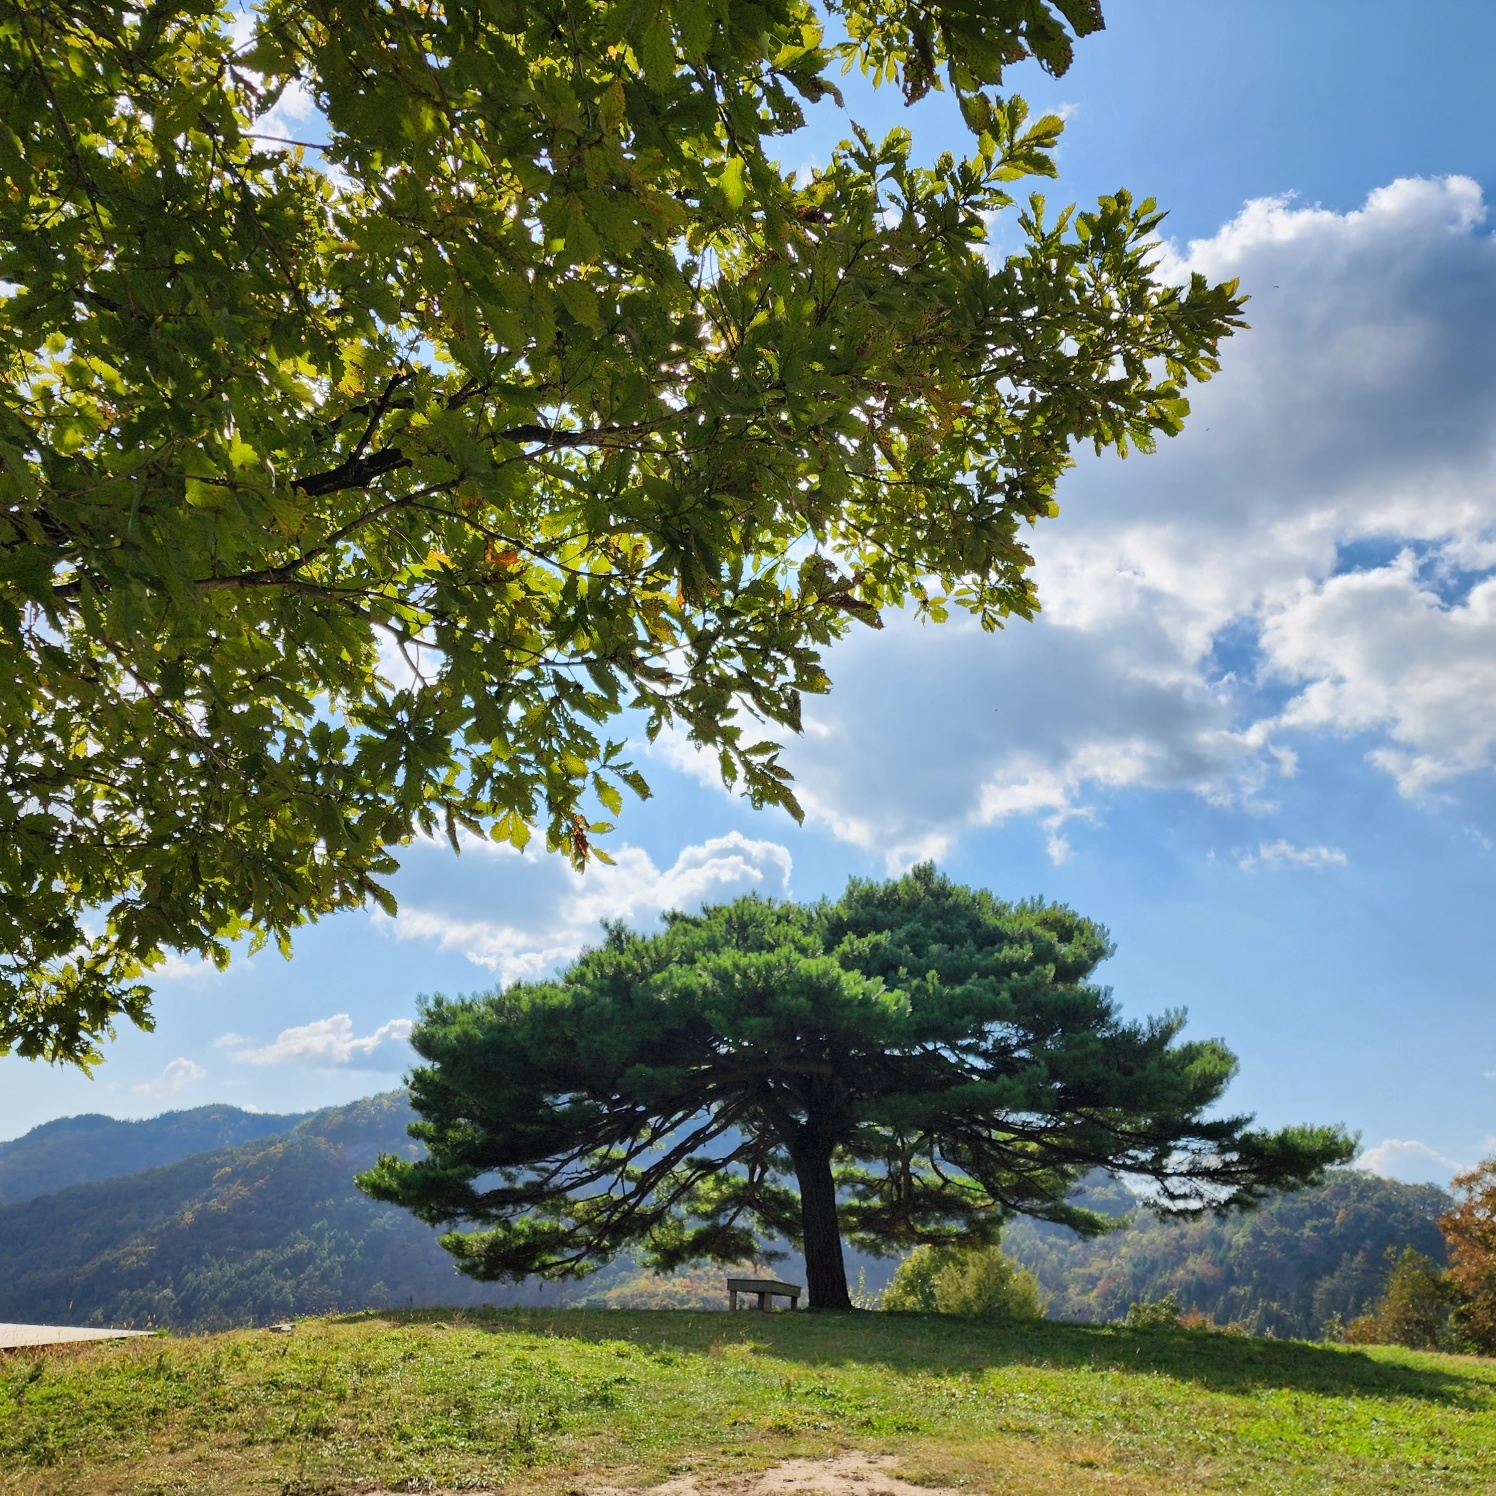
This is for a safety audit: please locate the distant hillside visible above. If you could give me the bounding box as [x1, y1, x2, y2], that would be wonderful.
[582, 1171, 1451, 1329]
[1005, 1169, 1451, 1338]
[0, 1092, 557, 1329]
[0, 1093, 1451, 1336]
[0, 1103, 308, 1204]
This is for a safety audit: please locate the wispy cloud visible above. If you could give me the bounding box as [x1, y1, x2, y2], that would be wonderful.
[150, 950, 247, 982]
[133, 1057, 207, 1097]
[217, 1015, 413, 1068]
[1237, 840, 1348, 872]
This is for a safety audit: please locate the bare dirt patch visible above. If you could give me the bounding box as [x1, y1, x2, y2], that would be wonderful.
[364, 1453, 960, 1496]
[597, 1454, 960, 1496]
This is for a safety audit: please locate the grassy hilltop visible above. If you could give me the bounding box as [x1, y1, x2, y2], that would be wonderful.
[3, 1308, 1494, 1496]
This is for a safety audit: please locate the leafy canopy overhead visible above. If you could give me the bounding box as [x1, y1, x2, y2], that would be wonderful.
[359, 867, 1352, 1310]
[1, 0, 1245, 1065]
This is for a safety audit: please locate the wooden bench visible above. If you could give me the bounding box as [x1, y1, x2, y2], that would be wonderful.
[726, 1276, 802, 1312]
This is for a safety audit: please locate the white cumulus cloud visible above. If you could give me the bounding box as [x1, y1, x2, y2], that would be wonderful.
[133, 1057, 207, 1097]
[381, 831, 793, 985]
[218, 1015, 413, 1067]
[1357, 1138, 1465, 1186]
[656, 176, 1496, 862]
[1264, 559, 1496, 795]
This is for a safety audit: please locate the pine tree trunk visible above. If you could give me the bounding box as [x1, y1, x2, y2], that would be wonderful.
[795, 1142, 852, 1310]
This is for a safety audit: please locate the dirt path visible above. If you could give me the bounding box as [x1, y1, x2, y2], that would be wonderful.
[0, 1322, 151, 1349]
[600, 1453, 959, 1496]
[368, 1452, 959, 1496]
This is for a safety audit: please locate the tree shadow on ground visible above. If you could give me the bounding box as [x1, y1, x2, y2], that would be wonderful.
[372, 1305, 1492, 1407]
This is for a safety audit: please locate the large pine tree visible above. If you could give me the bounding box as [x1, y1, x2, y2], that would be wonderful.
[361, 867, 1352, 1309]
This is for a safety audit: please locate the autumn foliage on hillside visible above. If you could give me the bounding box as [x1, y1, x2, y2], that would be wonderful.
[1442, 1160, 1496, 1354]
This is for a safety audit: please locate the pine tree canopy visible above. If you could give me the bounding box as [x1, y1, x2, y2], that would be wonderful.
[359, 867, 1353, 1309]
[1, 0, 1246, 1067]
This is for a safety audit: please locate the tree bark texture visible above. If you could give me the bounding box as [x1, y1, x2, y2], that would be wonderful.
[794, 1142, 852, 1310]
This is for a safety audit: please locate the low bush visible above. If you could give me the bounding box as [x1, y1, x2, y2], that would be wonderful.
[1124, 1292, 1182, 1329]
[883, 1242, 1047, 1319]
[1342, 1249, 1456, 1350]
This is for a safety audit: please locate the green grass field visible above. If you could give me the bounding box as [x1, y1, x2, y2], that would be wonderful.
[2, 1309, 1493, 1496]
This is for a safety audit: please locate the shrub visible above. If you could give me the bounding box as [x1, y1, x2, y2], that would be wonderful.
[1124, 1293, 1183, 1329]
[884, 1242, 1047, 1320]
[883, 1246, 943, 1314]
[1342, 1248, 1454, 1349]
[1179, 1307, 1248, 1333]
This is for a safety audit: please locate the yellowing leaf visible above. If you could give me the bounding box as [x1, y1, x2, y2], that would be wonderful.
[719, 157, 747, 212]
[599, 80, 627, 131]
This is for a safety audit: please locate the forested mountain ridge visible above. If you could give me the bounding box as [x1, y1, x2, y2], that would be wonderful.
[0, 1092, 526, 1329]
[0, 1103, 308, 1203]
[0, 1093, 1453, 1337]
[1005, 1170, 1452, 1338]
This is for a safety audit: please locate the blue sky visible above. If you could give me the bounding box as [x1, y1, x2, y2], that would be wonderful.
[6, 1, 1496, 1187]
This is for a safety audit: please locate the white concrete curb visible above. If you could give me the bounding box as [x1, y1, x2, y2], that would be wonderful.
[0, 1323, 152, 1349]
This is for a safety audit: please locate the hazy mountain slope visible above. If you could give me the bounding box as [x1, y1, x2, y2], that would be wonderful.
[0, 1104, 308, 1204]
[0, 1092, 546, 1329]
[1005, 1170, 1451, 1337]
[0, 1093, 1451, 1336]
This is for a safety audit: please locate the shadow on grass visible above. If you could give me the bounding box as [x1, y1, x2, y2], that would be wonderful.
[343, 1305, 1490, 1408]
